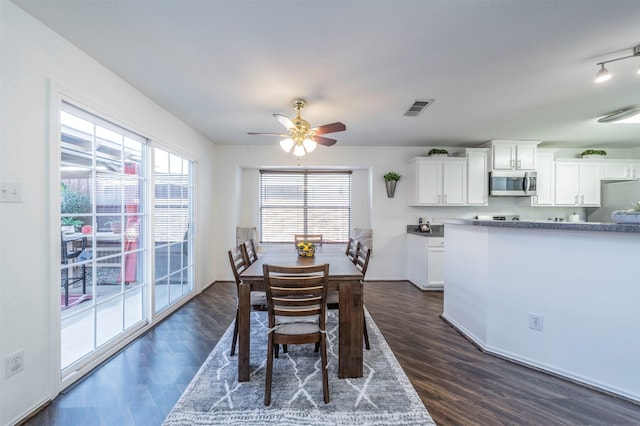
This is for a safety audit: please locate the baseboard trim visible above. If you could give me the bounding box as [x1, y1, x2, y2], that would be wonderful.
[13, 398, 51, 426]
[440, 313, 640, 406]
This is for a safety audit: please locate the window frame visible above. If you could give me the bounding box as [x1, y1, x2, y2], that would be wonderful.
[259, 169, 352, 244]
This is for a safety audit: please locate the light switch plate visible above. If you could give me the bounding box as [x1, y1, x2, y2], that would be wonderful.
[0, 182, 23, 203]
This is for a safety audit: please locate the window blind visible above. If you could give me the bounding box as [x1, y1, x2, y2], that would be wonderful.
[260, 170, 352, 243]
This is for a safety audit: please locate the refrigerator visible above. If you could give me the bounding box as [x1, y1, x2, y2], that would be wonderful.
[587, 180, 640, 223]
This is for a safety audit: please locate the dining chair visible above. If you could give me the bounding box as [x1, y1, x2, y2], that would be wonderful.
[327, 241, 371, 349]
[61, 233, 88, 307]
[228, 245, 268, 356]
[294, 234, 323, 245]
[243, 238, 258, 265]
[263, 263, 330, 406]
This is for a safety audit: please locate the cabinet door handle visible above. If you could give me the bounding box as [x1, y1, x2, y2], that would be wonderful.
[517, 159, 522, 169]
[581, 195, 584, 204]
[437, 194, 441, 203]
[510, 159, 515, 169]
[444, 194, 447, 204]
[575, 195, 579, 204]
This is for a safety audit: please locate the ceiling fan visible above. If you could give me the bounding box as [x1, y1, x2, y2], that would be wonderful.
[248, 99, 346, 156]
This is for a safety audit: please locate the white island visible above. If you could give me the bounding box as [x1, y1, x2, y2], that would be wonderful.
[442, 219, 640, 403]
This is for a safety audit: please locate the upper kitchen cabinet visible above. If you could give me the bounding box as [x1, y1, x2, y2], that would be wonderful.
[466, 148, 489, 206]
[602, 160, 640, 180]
[531, 152, 555, 206]
[554, 161, 602, 206]
[408, 157, 467, 206]
[480, 140, 540, 171]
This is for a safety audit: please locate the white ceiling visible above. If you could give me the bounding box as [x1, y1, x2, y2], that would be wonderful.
[13, 0, 640, 149]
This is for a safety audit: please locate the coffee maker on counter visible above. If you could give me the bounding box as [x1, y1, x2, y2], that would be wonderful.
[418, 218, 431, 233]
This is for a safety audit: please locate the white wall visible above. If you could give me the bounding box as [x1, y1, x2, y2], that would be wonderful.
[0, 3, 217, 425]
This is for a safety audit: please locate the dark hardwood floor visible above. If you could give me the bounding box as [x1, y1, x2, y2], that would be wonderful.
[24, 281, 639, 425]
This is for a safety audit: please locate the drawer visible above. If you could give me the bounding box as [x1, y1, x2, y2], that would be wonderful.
[427, 238, 444, 247]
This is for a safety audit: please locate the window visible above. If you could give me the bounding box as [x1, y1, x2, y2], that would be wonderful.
[153, 148, 194, 313]
[260, 170, 351, 243]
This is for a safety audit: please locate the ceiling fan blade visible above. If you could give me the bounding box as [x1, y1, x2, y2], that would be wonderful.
[313, 122, 346, 135]
[247, 132, 290, 137]
[273, 114, 295, 130]
[312, 135, 337, 146]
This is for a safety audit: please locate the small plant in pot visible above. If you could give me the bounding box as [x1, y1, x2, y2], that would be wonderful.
[383, 172, 401, 198]
[580, 149, 606, 159]
[61, 217, 83, 234]
[427, 148, 448, 157]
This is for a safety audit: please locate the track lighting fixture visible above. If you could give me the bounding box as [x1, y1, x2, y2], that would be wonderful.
[594, 44, 640, 83]
[595, 64, 611, 83]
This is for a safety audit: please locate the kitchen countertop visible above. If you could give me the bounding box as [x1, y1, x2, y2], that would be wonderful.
[406, 224, 445, 237]
[444, 219, 640, 233]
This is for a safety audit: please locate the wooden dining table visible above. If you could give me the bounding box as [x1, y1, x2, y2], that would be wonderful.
[238, 245, 364, 381]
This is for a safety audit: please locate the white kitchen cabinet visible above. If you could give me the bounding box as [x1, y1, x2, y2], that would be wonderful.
[531, 152, 555, 206]
[466, 149, 489, 206]
[408, 157, 467, 206]
[554, 161, 602, 206]
[482, 140, 539, 170]
[602, 160, 640, 180]
[407, 234, 444, 290]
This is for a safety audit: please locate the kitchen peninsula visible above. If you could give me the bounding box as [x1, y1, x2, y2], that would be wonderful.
[442, 219, 640, 403]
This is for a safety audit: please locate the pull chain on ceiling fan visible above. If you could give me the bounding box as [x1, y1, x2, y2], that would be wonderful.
[248, 99, 346, 157]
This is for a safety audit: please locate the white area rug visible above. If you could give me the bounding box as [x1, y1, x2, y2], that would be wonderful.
[163, 309, 435, 425]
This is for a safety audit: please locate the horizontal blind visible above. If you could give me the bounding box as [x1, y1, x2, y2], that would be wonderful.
[260, 170, 351, 243]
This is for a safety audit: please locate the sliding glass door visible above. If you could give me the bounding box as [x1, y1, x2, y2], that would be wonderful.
[60, 102, 147, 370]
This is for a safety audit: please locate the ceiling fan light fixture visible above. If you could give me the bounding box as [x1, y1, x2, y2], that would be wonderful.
[249, 99, 345, 156]
[280, 138, 294, 152]
[595, 64, 611, 83]
[293, 143, 306, 157]
[303, 138, 317, 153]
[597, 105, 640, 123]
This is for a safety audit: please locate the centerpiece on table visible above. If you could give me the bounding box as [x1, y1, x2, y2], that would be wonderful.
[612, 201, 640, 224]
[296, 241, 316, 257]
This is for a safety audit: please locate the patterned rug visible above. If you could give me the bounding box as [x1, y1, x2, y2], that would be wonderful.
[163, 309, 436, 425]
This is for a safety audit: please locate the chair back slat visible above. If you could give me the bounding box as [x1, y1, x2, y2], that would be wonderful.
[345, 237, 357, 262]
[243, 239, 258, 264]
[354, 242, 371, 279]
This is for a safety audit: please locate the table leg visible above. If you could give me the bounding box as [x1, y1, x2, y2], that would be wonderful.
[238, 282, 251, 381]
[338, 280, 363, 378]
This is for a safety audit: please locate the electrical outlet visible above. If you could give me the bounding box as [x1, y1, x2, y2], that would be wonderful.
[5, 349, 24, 378]
[0, 182, 23, 203]
[529, 313, 544, 331]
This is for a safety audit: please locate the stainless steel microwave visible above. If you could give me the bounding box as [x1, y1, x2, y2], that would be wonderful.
[489, 171, 537, 197]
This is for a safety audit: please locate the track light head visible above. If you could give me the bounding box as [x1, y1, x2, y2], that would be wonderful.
[594, 44, 640, 82]
[595, 64, 611, 83]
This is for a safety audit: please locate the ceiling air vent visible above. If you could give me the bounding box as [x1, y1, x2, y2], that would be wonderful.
[404, 99, 434, 117]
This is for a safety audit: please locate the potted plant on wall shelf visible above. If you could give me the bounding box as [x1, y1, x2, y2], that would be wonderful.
[384, 172, 401, 198]
[612, 201, 640, 224]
